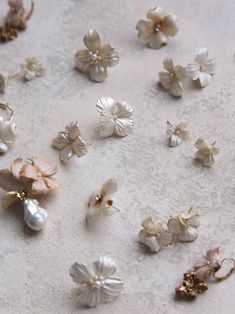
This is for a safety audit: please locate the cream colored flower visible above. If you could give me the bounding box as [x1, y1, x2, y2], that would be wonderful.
[96, 97, 134, 137]
[86, 178, 118, 224]
[168, 208, 200, 242]
[138, 217, 173, 252]
[193, 247, 220, 280]
[194, 138, 219, 167]
[21, 57, 45, 81]
[159, 58, 186, 97]
[0, 115, 16, 153]
[52, 121, 88, 163]
[0, 72, 8, 93]
[70, 256, 123, 308]
[167, 121, 189, 147]
[136, 7, 179, 49]
[186, 48, 216, 87]
[74, 29, 119, 82]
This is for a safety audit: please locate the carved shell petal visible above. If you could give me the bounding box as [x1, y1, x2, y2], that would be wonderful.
[100, 178, 118, 197]
[101, 277, 123, 303]
[138, 229, 160, 252]
[93, 256, 117, 278]
[59, 145, 75, 163]
[72, 285, 100, 308]
[169, 134, 181, 147]
[70, 262, 94, 283]
[178, 226, 198, 242]
[52, 132, 71, 150]
[72, 137, 88, 158]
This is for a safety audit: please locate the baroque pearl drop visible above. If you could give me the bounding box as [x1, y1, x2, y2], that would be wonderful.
[23, 199, 48, 231]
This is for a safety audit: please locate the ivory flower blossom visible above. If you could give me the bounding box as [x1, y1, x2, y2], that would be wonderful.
[167, 121, 189, 147]
[194, 138, 219, 167]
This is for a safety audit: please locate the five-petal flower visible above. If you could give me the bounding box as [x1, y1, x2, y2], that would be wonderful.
[21, 57, 45, 81]
[159, 58, 186, 97]
[96, 97, 134, 137]
[194, 138, 219, 167]
[74, 29, 119, 82]
[186, 48, 216, 87]
[52, 121, 88, 163]
[70, 256, 123, 308]
[136, 7, 179, 49]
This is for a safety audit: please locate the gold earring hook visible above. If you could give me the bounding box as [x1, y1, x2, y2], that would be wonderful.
[0, 103, 13, 122]
[213, 258, 235, 281]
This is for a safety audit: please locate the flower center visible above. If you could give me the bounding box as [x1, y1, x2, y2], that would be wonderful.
[155, 24, 162, 33]
[112, 114, 118, 120]
[88, 50, 102, 64]
[89, 275, 104, 290]
[199, 65, 206, 72]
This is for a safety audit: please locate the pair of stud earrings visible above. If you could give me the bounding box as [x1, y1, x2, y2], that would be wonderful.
[52, 97, 134, 163]
[166, 121, 219, 167]
[159, 48, 216, 97]
[139, 207, 200, 252]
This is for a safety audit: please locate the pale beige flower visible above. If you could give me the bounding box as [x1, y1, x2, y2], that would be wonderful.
[186, 48, 216, 87]
[159, 58, 186, 97]
[0, 72, 8, 93]
[136, 7, 179, 49]
[194, 139, 219, 167]
[0, 114, 16, 153]
[168, 208, 200, 242]
[138, 217, 173, 252]
[74, 29, 119, 82]
[21, 57, 45, 81]
[167, 121, 189, 147]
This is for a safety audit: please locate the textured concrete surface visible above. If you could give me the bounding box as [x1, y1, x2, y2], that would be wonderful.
[0, 0, 235, 313]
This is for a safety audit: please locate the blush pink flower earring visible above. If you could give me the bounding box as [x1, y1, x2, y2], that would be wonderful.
[176, 247, 235, 299]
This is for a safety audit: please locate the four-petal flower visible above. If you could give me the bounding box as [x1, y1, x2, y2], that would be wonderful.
[75, 29, 119, 82]
[136, 7, 179, 49]
[193, 247, 220, 280]
[194, 138, 219, 167]
[70, 256, 123, 308]
[21, 57, 45, 81]
[167, 121, 189, 147]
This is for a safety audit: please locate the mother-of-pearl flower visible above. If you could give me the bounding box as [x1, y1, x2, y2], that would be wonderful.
[159, 58, 186, 97]
[86, 178, 119, 224]
[21, 57, 45, 81]
[186, 48, 216, 87]
[70, 256, 123, 308]
[167, 121, 189, 147]
[0, 104, 16, 153]
[194, 138, 219, 167]
[136, 7, 179, 49]
[96, 97, 134, 137]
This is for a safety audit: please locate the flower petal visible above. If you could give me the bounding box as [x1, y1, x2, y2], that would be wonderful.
[136, 20, 154, 40]
[167, 217, 182, 234]
[0, 169, 21, 191]
[194, 48, 208, 65]
[101, 44, 119, 67]
[100, 178, 118, 198]
[206, 246, 220, 263]
[2, 192, 18, 209]
[93, 256, 117, 278]
[113, 101, 134, 118]
[158, 229, 173, 246]
[161, 14, 179, 36]
[101, 278, 123, 303]
[59, 145, 74, 163]
[147, 7, 165, 23]
[159, 71, 172, 91]
[174, 65, 186, 81]
[97, 97, 115, 112]
[138, 229, 160, 252]
[72, 285, 100, 307]
[66, 121, 81, 140]
[89, 64, 107, 82]
[31, 157, 57, 177]
[70, 263, 94, 283]
[86, 202, 102, 224]
[99, 120, 115, 137]
[141, 217, 158, 234]
[72, 137, 88, 158]
[83, 29, 102, 51]
[163, 58, 174, 72]
[204, 58, 216, 74]
[0, 141, 8, 153]
[169, 134, 181, 147]
[31, 178, 50, 195]
[186, 63, 200, 80]
[10, 158, 25, 179]
[198, 72, 212, 87]
[44, 177, 60, 191]
[52, 132, 71, 150]
[2, 121, 16, 143]
[114, 116, 134, 137]
[178, 226, 198, 242]
[194, 138, 208, 150]
[74, 49, 91, 72]
[149, 31, 168, 49]
[21, 164, 39, 180]
[188, 213, 200, 228]
[170, 78, 183, 97]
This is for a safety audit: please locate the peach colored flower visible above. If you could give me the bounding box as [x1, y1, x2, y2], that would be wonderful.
[193, 247, 220, 280]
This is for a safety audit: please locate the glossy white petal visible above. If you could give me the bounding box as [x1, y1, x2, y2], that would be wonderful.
[93, 256, 117, 278]
[1, 121, 16, 143]
[170, 78, 183, 97]
[101, 278, 123, 303]
[0, 141, 8, 153]
[89, 64, 107, 82]
[147, 7, 165, 23]
[141, 217, 159, 235]
[101, 45, 119, 67]
[203, 58, 216, 74]
[159, 71, 172, 91]
[83, 29, 102, 51]
[194, 48, 208, 65]
[72, 137, 88, 158]
[100, 178, 119, 197]
[138, 229, 160, 252]
[70, 263, 94, 283]
[178, 226, 198, 242]
[169, 133, 181, 147]
[72, 285, 100, 308]
[59, 145, 74, 163]
[198, 71, 212, 87]
[163, 58, 174, 72]
[74, 49, 91, 72]
[52, 132, 71, 150]
[136, 20, 154, 39]
[186, 63, 200, 80]
[161, 14, 179, 36]
[149, 31, 168, 49]
[174, 65, 186, 80]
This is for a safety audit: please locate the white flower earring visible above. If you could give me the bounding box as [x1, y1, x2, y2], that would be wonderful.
[138, 207, 200, 252]
[96, 97, 134, 137]
[86, 178, 119, 224]
[0, 103, 16, 153]
[194, 139, 219, 167]
[74, 29, 119, 82]
[167, 121, 189, 147]
[70, 256, 124, 308]
[159, 58, 186, 97]
[136, 7, 179, 49]
[20, 57, 45, 81]
[52, 121, 88, 163]
[186, 48, 216, 87]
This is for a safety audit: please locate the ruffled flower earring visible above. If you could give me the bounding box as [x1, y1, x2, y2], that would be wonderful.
[70, 256, 123, 308]
[136, 7, 179, 49]
[0, 157, 59, 231]
[96, 97, 134, 137]
[52, 121, 88, 163]
[159, 58, 186, 97]
[86, 178, 119, 224]
[176, 247, 235, 299]
[74, 29, 119, 82]
[0, 103, 16, 153]
[0, 0, 34, 42]
[186, 48, 216, 88]
[194, 139, 219, 167]
[167, 121, 189, 147]
[138, 207, 200, 252]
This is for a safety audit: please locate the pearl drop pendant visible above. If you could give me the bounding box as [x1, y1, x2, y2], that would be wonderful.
[23, 198, 48, 231]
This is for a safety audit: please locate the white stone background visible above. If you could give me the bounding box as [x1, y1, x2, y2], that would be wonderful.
[0, 0, 235, 313]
